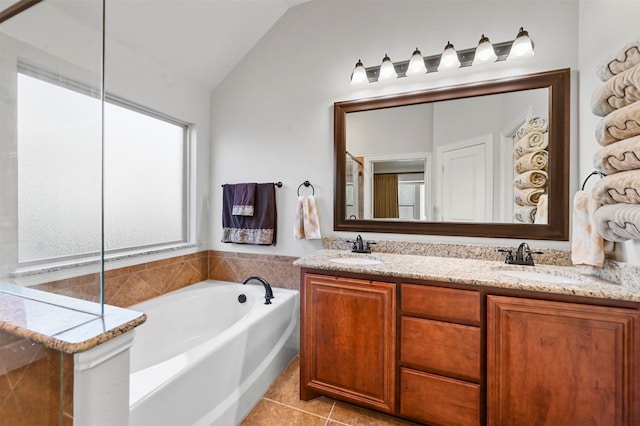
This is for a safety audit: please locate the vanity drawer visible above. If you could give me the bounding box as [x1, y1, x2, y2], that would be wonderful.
[400, 368, 480, 426]
[401, 283, 480, 325]
[401, 316, 480, 381]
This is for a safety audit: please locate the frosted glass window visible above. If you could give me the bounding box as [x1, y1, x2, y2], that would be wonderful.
[17, 71, 187, 264]
[104, 102, 186, 251]
[17, 73, 102, 263]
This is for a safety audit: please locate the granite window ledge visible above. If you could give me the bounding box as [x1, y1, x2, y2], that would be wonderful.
[12, 242, 202, 279]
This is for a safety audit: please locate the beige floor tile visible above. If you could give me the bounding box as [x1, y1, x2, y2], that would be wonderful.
[246, 354, 421, 426]
[329, 401, 421, 426]
[263, 355, 335, 418]
[241, 399, 329, 426]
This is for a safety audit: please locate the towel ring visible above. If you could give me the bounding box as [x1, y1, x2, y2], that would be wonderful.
[581, 171, 604, 191]
[297, 180, 315, 196]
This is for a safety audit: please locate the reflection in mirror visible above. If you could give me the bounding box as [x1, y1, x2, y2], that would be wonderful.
[346, 88, 548, 223]
[335, 69, 570, 240]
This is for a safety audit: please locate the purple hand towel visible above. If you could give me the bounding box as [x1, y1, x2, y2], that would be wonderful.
[232, 183, 256, 216]
[222, 183, 277, 245]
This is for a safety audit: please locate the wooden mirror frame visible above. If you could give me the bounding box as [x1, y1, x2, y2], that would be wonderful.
[334, 68, 570, 240]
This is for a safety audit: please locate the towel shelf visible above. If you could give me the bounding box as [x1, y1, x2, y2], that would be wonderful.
[297, 180, 315, 196]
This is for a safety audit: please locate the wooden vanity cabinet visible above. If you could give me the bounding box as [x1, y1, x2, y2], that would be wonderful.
[399, 284, 482, 426]
[301, 269, 640, 425]
[488, 295, 640, 426]
[300, 273, 396, 413]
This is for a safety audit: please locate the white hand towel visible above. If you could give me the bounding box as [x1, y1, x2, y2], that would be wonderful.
[571, 190, 605, 267]
[534, 194, 548, 224]
[294, 195, 321, 240]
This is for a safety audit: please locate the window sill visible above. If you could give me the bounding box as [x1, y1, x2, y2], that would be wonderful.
[12, 242, 202, 280]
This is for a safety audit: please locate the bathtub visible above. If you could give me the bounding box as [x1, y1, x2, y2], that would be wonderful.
[128, 280, 299, 426]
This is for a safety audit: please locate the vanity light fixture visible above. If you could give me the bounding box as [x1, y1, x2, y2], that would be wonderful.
[350, 59, 369, 86]
[350, 27, 535, 84]
[508, 27, 535, 60]
[406, 48, 427, 76]
[437, 41, 461, 71]
[378, 54, 398, 81]
[472, 34, 498, 65]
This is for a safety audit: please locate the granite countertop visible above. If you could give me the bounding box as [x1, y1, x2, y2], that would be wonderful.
[294, 249, 640, 303]
[0, 283, 146, 354]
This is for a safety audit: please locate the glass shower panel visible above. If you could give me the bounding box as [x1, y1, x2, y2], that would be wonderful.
[0, 0, 104, 309]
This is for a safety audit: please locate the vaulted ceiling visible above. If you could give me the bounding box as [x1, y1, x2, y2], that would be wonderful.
[51, 0, 310, 91]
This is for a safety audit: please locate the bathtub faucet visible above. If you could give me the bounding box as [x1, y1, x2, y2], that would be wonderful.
[242, 276, 275, 305]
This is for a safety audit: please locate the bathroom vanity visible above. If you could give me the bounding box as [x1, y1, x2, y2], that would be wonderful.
[295, 250, 640, 426]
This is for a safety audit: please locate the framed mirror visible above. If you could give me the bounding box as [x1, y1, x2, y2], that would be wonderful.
[334, 68, 570, 240]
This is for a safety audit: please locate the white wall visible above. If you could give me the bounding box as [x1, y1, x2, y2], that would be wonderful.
[578, 0, 640, 265]
[210, 0, 579, 258]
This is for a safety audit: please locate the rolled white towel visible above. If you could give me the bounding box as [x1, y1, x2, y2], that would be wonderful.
[595, 101, 640, 146]
[591, 63, 640, 116]
[593, 135, 640, 175]
[514, 117, 548, 141]
[594, 203, 640, 242]
[514, 150, 548, 174]
[514, 170, 548, 189]
[595, 36, 640, 82]
[514, 187, 545, 206]
[514, 131, 548, 158]
[592, 169, 640, 205]
[514, 205, 537, 223]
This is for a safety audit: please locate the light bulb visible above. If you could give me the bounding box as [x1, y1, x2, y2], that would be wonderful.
[437, 42, 460, 71]
[350, 60, 369, 86]
[378, 54, 398, 81]
[508, 27, 535, 60]
[406, 48, 427, 76]
[472, 34, 497, 65]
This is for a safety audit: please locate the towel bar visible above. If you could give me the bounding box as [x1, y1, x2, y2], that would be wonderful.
[221, 182, 282, 188]
[297, 181, 315, 196]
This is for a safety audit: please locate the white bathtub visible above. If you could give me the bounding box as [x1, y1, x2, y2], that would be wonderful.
[128, 280, 300, 426]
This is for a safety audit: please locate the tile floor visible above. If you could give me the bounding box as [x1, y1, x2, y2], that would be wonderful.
[241, 355, 419, 426]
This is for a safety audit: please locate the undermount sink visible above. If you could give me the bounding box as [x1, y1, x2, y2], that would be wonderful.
[330, 257, 383, 265]
[495, 268, 586, 284]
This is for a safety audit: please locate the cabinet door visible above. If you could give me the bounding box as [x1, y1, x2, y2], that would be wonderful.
[488, 296, 640, 426]
[301, 274, 396, 413]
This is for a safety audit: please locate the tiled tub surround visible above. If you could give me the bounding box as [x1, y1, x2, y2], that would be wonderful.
[32, 250, 299, 308]
[208, 251, 300, 290]
[295, 249, 640, 302]
[34, 251, 210, 307]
